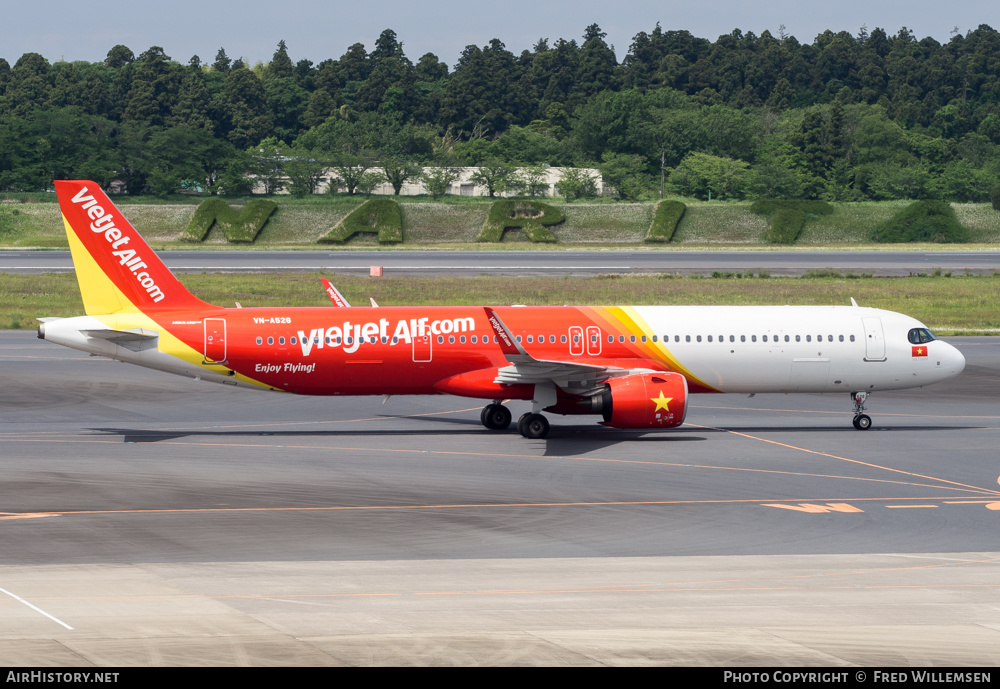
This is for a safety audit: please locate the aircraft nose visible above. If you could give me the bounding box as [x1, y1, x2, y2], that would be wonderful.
[944, 341, 966, 377]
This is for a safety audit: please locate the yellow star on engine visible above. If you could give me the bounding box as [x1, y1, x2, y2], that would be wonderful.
[651, 391, 672, 412]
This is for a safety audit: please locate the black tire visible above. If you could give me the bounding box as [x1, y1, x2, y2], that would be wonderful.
[482, 404, 511, 430]
[520, 413, 549, 439]
[854, 414, 872, 430]
[517, 413, 531, 437]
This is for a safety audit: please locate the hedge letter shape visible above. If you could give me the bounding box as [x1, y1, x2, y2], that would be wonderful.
[477, 201, 564, 242]
[183, 199, 277, 244]
[750, 199, 832, 244]
[645, 200, 686, 243]
[319, 199, 403, 244]
[873, 200, 969, 243]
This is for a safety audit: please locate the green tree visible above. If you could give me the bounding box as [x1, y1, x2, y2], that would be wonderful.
[356, 171, 385, 198]
[440, 40, 522, 135]
[265, 77, 309, 142]
[514, 164, 551, 197]
[283, 147, 327, 197]
[421, 167, 460, 198]
[144, 125, 236, 195]
[212, 48, 231, 73]
[122, 46, 182, 127]
[600, 152, 651, 200]
[247, 138, 286, 194]
[469, 159, 515, 197]
[668, 152, 750, 200]
[331, 154, 374, 195]
[381, 156, 420, 194]
[2, 53, 52, 118]
[0, 107, 116, 190]
[556, 167, 598, 201]
[268, 40, 295, 80]
[220, 65, 273, 149]
[573, 90, 655, 162]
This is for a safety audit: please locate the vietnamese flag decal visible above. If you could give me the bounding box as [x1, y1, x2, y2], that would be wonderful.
[912, 346, 928, 357]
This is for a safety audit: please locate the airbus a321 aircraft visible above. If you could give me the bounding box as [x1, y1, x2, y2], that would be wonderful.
[39, 181, 966, 438]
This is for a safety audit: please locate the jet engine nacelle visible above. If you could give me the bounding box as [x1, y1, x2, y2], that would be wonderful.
[600, 371, 688, 429]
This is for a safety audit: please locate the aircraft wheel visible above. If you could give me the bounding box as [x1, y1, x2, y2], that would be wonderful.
[481, 404, 511, 430]
[853, 414, 872, 430]
[519, 413, 549, 439]
[517, 413, 530, 436]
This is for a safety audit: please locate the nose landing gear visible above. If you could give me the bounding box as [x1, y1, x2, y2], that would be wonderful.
[851, 392, 872, 430]
[480, 402, 512, 430]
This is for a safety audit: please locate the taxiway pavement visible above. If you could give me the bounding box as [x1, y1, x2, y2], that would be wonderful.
[1, 332, 998, 665]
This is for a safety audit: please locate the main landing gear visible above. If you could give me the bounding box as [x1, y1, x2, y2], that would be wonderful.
[517, 413, 550, 440]
[851, 392, 872, 430]
[479, 403, 550, 439]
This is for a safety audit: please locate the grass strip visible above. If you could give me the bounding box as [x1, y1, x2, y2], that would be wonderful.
[5, 272, 998, 334]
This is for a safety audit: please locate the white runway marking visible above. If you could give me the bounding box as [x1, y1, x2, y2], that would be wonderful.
[0, 586, 73, 629]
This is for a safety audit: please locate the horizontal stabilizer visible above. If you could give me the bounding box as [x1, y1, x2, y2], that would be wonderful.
[80, 328, 159, 352]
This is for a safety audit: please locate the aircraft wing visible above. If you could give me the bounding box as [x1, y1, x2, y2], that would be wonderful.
[484, 307, 641, 391]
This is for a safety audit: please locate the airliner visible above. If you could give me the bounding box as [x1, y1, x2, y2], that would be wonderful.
[38, 181, 966, 438]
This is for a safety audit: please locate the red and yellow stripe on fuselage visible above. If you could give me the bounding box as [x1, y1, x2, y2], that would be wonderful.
[129, 305, 719, 397]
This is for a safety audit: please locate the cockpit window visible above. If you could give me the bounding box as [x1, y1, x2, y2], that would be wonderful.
[907, 328, 937, 344]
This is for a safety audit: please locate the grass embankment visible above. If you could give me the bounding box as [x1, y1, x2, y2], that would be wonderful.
[5, 272, 998, 334]
[4, 197, 999, 248]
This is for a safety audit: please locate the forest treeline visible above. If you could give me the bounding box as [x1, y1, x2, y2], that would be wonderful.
[2, 23, 1000, 202]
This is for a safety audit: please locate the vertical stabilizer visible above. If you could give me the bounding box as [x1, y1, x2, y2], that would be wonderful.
[54, 181, 213, 315]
